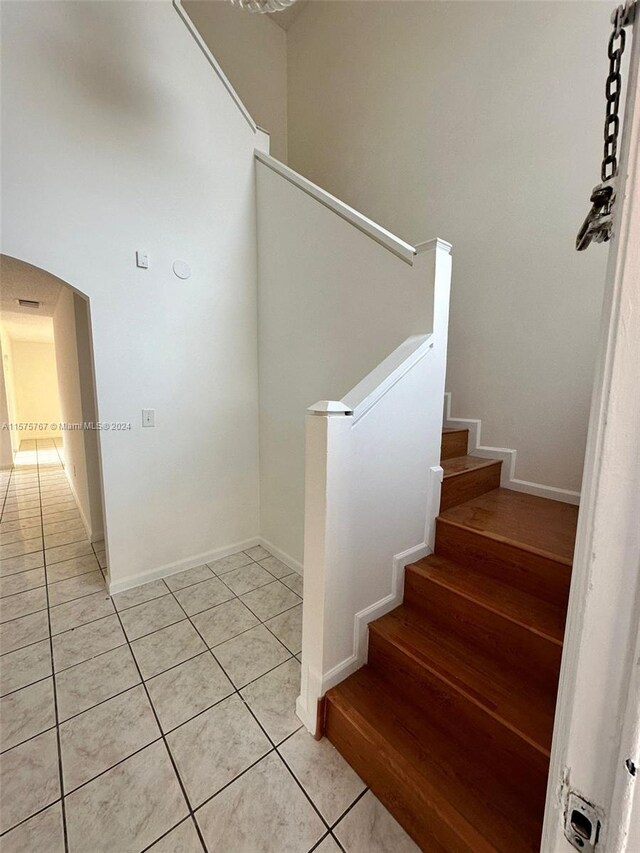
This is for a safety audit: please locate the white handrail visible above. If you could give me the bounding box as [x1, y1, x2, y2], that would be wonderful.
[173, 0, 257, 132]
[308, 335, 435, 423]
[256, 151, 431, 265]
[344, 335, 434, 421]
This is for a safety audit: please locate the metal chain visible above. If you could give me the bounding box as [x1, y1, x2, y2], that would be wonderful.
[602, 7, 627, 181]
[576, 1, 636, 250]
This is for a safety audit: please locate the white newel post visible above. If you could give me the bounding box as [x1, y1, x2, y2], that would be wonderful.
[296, 402, 352, 734]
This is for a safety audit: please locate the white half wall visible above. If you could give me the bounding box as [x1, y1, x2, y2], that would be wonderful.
[287, 0, 611, 493]
[298, 244, 451, 730]
[256, 154, 446, 566]
[1, 0, 261, 591]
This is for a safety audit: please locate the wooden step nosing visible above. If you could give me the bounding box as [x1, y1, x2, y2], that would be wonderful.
[369, 622, 552, 759]
[436, 515, 574, 568]
[326, 693, 500, 853]
[406, 563, 564, 646]
[441, 458, 502, 479]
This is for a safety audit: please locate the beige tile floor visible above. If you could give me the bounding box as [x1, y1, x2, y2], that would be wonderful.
[0, 439, 418, 852]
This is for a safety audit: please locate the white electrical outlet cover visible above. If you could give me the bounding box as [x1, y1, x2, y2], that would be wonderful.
[173, 260, 191, 280]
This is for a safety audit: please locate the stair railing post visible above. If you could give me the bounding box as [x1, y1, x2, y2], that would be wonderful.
[296, 401, 352, 735]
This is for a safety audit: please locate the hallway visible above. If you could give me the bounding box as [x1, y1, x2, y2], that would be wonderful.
[0, 440, 416, 853]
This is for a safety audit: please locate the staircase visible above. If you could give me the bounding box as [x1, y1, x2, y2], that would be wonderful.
[323, 427, 578, 852]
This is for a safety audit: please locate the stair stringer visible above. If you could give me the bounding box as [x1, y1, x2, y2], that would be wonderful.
[443, 392, 580, 505]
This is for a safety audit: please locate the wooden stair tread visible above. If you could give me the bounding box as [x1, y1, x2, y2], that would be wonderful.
[439, 487, 578, 565]
[442, 454, 501, 478]
[411, 553, 565, 644]
[327, 667, 541, 852]
[371, 605, 556, 754]
[324, 426, 576, 848]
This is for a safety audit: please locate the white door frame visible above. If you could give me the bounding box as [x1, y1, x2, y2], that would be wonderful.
[542, 8, 640, 851]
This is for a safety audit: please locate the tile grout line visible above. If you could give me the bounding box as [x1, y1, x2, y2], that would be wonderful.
[61, 733, 166, 799]
[161, 582, 337, 846]
[0, 672, 56, 702]
[159, 583, 319, 845]
[0, 799, 66, 840]
[329, 787, 369, 839]
[1, 605, 115, 662]
[2, 562, 299, 682]
[0, 469, 12, 517]
[2, 583, 297, 665]
[183, 562, 359, 849]
[0, 570, 102, 606]
[3, 473, 358, 851]
[137, 815, 203, 853]
[138, 750, 280, 853]
[33, 440, 70, 853]
[108, 594, 211, 853]
[0, 722, 59, 758]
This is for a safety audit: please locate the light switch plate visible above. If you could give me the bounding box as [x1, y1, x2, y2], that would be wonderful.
[142, 409, 155, 427]
[136, 251, 149, 269]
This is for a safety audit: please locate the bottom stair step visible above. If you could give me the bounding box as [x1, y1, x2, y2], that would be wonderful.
[325, 667, 543, 853]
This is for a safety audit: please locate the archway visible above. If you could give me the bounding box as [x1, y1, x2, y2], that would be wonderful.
[0, 253, 109, 585]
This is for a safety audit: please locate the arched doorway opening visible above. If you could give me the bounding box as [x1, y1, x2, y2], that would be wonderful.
[0, 254, 109, 586]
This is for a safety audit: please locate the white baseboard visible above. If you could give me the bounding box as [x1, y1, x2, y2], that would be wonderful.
[63, 467, 94, 542]
[504, 478, 580, 504]
[107, 533, 301, 596]
[314, 539, 432, 699]
[297, 663, 324, 733]
[108, 536, 261, 595]
[296, 464, 442, 734]
[89, 528, 104, 545]
[295, 695, 317, 734]
[258, 537, 303, 576]
[443, 392, 580, 505]
[296, 538, 433, 733]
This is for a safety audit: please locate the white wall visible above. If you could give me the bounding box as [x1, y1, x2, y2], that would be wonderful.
[287, 1, 610, 492]
[184, 0, 288, 160]
[0, 338, 14, 468]
[53, 286, 104, 542]
[7, 339, 61, 441]
[1, 0, 261, 591]
[0, 328, 19, 455]
[73, 294, 105, 541]
[256, 157, 444, 565]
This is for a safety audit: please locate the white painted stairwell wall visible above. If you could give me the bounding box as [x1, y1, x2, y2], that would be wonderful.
[1, 0, 264, 592]
[287, 0, 611, 494]
[183, 0, 288, 161]
[255, 154, 448, 567]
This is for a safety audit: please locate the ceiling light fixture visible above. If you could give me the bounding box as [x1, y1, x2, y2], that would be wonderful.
[228, 0, 296, 13]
